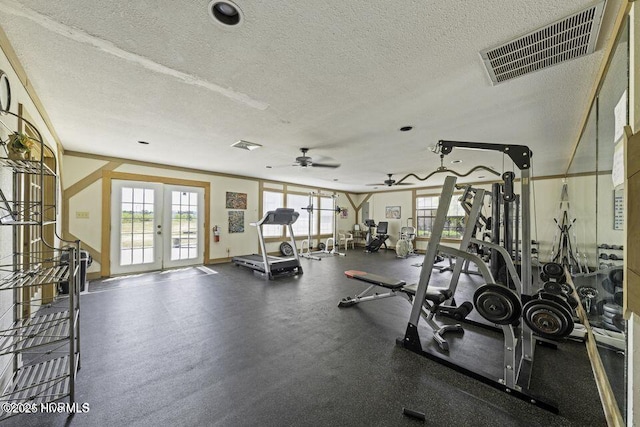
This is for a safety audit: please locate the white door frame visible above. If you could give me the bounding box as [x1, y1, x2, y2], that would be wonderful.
[110, 180, 205, 275]
[162, 185, 205, 269]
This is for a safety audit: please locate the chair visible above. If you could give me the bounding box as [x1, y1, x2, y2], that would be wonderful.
[338, 230, 354, 250]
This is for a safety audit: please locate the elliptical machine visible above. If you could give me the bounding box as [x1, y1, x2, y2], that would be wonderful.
[364, 220, 389, 253]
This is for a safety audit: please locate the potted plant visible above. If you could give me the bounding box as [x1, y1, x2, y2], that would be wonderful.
[6, 132, 34, 160]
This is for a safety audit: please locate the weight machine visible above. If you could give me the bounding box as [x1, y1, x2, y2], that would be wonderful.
[395, 225, 417, 258]
[397, 140, 561, 413]
[299, 193, 345, 260]
[364, 220, 389, 253]
[339, 140, 576, 413]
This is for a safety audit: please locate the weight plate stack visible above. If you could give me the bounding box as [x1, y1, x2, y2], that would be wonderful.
[537, 291, 573, 314]
[523, 298, 574, 340]
[542, 262, 565, 282]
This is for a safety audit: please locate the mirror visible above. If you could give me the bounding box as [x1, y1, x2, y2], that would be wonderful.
[568, 17, 629, 420]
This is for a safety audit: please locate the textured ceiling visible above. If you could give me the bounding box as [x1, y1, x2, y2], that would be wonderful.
[0, 0, 619, 192]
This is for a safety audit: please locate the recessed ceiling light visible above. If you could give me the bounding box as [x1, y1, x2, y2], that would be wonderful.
[333, 179, 338, 181]
[478, 175, 485, 179]
[266, 166, 272, 169]
[208, 1, 242, 26]
[400, 126, 413, 132]
[451, 159, 462, 164]
[138, 140, 150, 145]
[231, 140, 262, 151]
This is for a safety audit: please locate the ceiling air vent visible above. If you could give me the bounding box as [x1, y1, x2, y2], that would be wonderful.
[480, 1, 605, 84]
[231, 140, 262, 151]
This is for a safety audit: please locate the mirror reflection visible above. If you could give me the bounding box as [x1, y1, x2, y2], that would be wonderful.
[568, 18, 628, 419]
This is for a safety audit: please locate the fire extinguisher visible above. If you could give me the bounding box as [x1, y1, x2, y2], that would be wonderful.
[213, 225, 220, 242]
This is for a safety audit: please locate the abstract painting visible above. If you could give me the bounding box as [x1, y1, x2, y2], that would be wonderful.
[226, 192, 248, 209]
[228, 211, 245, 233]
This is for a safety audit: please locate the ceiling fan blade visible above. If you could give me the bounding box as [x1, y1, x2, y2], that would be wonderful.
[394, 182, 414, 186]
[366, 183, 386, 186]
[310, 162, 340, 168]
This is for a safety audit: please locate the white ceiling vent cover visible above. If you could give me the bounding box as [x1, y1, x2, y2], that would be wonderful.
[480, 1, 605, 84]
[231, 140, 262, 151]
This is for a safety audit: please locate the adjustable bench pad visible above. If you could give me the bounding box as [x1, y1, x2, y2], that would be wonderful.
[344, 270, 406, 290]
[402, 283, 452, 303]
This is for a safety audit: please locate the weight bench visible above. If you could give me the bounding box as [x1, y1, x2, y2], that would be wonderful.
[339, 270, 464, 351]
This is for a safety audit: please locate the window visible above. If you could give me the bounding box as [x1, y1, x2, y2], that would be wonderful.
[416, 196, 438, 238]
[287, 193, 311, 238]
[261, 190, 338, 240]
[416, 195, 466, 239]
[319, 196, 334, 235]
[262, 191, 284, 237]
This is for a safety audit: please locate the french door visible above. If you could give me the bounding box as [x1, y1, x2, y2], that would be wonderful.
[110, 180, 204, 275]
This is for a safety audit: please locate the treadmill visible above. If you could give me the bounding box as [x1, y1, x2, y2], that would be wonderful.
[232, 208, 303, 279]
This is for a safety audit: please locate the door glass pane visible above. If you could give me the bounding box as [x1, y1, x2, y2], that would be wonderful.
[170, 191, 198, 261]
[120, 186, 156, 266]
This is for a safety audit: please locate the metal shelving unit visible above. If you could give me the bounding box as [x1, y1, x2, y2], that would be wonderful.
[0, 111, 80, 419]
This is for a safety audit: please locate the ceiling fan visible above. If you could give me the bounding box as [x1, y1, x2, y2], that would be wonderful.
[367, 174, 414, 187]
[293, 148, 340, 168]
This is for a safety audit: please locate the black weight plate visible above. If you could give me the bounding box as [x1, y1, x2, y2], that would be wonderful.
[318, 242, 326, 251]
[473, 284, 522, 325]
[608, 268, 623, 286]
[542, 262, 564, 280]
[543, 281, 563, 295]
[523, 299, 574, 340]
[577, 286, 598, 299]
[539, 272, 548, 283]
[537, 292, 573, 313]
[279, 242, 294, 257]
[601, 277, 615, 294]
[614, 291, 623, 306]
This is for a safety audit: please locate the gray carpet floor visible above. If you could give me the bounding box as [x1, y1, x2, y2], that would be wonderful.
[5, 249, 606, 426]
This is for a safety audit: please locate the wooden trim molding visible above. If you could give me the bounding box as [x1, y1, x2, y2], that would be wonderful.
[101, 171, 211, 277]
[62, 161, 122, 253]
[625, 126, 640, 315]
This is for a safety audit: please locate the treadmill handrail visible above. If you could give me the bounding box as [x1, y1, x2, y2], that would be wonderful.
[256, 208, 300, 226]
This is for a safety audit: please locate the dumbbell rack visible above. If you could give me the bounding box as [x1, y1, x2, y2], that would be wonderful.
[596, 244, 623, 270]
